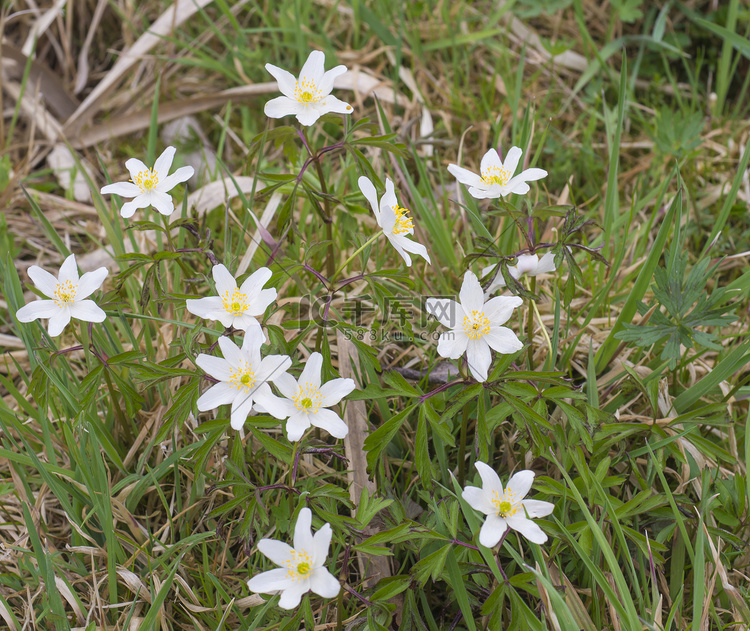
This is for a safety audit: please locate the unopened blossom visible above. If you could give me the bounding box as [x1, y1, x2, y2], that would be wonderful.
[195, 329, 291, 431]
[426, 271, 523, 382]
[186, 264, 276, 331]
[16, 254, 108, 337]
[358, 176, 431, 267]
[100, 146, 194, 218]
[264, 50, 353, 126]
[462, 462, 554, 547]
[260, 352, 355, 441]
[483, 252, 557, 294]
[247, 507, 340, 609]
[448, 146, 547, 199]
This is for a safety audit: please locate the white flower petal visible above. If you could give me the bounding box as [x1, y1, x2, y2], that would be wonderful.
[310, 567, 340, 599]
[532, 252, 557, 276]
[58, 254, 79, 284]
[501, 146, 523, 176]
[379, 203, 397, 235]
[68, 300, 106, 323]
[230, 391, 254, 429]
[459, 271, 484, 314]
[100, 181, 140, 197]
[319, 377, 355, 407]
[465, 338, 491, 382]
[484, 326, 523, 355]
[474, 461, 504, 496]
[153, 146, 176, 180]
[522, 499, 555, 518]
[293, 507, 314, 552]
[196, 353, 233, 381]
[425, 298, 464, 329]
[381, 178, 398, 210]
[274, 372, 300, 399]
[120, 195, 153, 218]
[319, 94, 352, 115]
[461, 485, 494, 515]
[286, 411, 311, 442]
[253, 388, 294, 420]
[295, 106, 323, 127]
[212, 264, 238, 296]
[76, 267, 108, 299]
[47, 310, 72, 336]
[358, 176, 381, 223]
[311, 408, 348, 439]
[125, 158, 149, 181]
[158, 166, 194, 192]
[277, 583, 308, 610]
[506, 513, 548, 544]
[150, 190, 175, 216]
[312, 522, 332, 566]
[393, 235, 430, 265]
[16, 300, 59, 322]
[257, 354, 293, 386]
[478, 514, 507, 548]
[299, 50, 325, 84]
[480, 148, 502, 175]
[514, 167, 547, 183]
[506, 470, 535, 499]
[298, 352, 323, 389]
[232, 313, 262, 330]
[319, 64, 347, 95]
[515, 254, 539, 276]
[483, 295, 523, 326]
[504, 180, 530, 196]
[257, 539, 294, 566]
[185, 296, 225, 321]
[196, 381, 236, 411]
[436, 329, 468, 359]
[467, 184, 501, 199]
[247, 567, 295, 594]
[265, 95, 303, 120]
[218, 335, 244, 368]
[27, 266, 59, 297]
[388, 239, 412, 267]
[447, 164, 483, 188]
[239, 267, 273, 300]
[246, 289, 276, 317]
[241, 327, 266, 365]
[265, 63, 297, 98]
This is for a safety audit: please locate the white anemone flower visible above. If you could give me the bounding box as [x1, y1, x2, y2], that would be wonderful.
[100, 146, 194, 218]
[462, 462, 555, 547]
[186, 264, 277, 331]
[358, 176, 431, 267]
[483, 252, 557, 295]
[425, 271, 523, 382]
[247, 507, 340, 610]
[195, 330, 291, 431]
[260, 352, 355, 442]
[447, 146, 547, 199]
[16, 254, 108, 337]
[264, 50, 353, 127]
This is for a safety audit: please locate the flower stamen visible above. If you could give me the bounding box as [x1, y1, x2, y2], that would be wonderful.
[229, 363, 256, 390]
[294, 383, 323, 414]
[133, 169, 159, 192]
[462, 310, 491, 340]
[222, 289, 249, 316]
[491, 490, 520, 519]
[294, 80, 323, 106]
[481, 165, 511, 187]
[53, 280, 78, 308]
[390, 206, 415, 236]
[284, 549, 313, 582]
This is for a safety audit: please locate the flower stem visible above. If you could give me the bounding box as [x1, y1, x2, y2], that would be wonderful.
[526, 276, 536, 369]
[330, 232, 383, 283]
[458, 403, 471, 487]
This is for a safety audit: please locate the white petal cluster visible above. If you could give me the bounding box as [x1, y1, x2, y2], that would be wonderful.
[358, 176, 431, 267]
[16, 254, 108, 337]
[100, 146, 194, 218]
[265, 51, 353, 127]
[483, 252, 557, 295]
[448, 147, 547, 199]
[186, 264, 276, 331]
[195, 329, 292, 431]
[247, 507, 340, 609]
[259, 352, 355, 441]
[426, 271, 523, 382]
[462, 462, 554, 547]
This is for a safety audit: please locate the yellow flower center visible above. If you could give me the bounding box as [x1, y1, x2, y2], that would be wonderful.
[293, 383, 323, 414]
[294, 79, 323, 106]
[229, 363, 256, 390]
[391, 206, 414, 236]
[221, 289, 249, 316]
[481, 165, 511, 187]
[53, 280, 78, 308]
[462, 310, 491, 340]
[133, 168, 159, 192]
[284, 549, 313, 582]
[491, 490, 519, 519]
